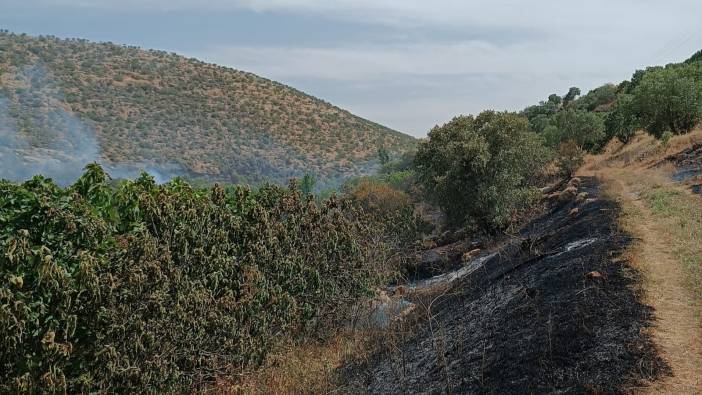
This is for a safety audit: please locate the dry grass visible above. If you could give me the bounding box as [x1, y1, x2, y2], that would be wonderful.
[211, 331, 375, 394]
[582, 129, 702, 394]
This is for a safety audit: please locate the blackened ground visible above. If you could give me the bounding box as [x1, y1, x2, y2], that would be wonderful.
[663, 143, 702, 193]
[343, 177, 668, 394]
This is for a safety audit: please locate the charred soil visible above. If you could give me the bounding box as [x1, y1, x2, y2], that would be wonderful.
[342, 177, 668, 394]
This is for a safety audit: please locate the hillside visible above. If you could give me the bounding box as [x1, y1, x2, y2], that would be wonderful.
[0, 31, 415, 185]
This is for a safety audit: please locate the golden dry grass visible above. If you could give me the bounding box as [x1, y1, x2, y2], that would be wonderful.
[581, 130, 702, 394]
[210, 333, 366, 394]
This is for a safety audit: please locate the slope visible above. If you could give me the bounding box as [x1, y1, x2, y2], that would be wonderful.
[0, 31, 415, 185]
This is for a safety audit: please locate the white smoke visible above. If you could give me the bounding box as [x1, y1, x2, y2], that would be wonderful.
[0, 64, 186, 186]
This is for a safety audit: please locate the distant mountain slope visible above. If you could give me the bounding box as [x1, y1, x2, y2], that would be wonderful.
[0, 31, 415, 185]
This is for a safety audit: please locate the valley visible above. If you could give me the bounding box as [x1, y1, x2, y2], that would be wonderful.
[2, 27, 702, 394]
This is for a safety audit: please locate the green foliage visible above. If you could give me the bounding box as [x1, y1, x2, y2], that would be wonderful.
[631, 64, 702, 138]
[562, 87, 581, 106]
[0, 165, 395, 393]
[523, 99, 559, 133]
[556, 140, 586, 177]
[544, 108, 606, 152]
[575, 84, 617, 111]
[604, 94, 638, 144]
[684, 49, 702, 64]
[414, 111, 551, 230]
[299, 173, 316, 195]
[548, 94, 562, 106]
[344, 178, 429, 245]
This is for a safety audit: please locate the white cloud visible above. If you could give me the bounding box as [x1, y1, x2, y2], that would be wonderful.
[17, 0, 702, 30]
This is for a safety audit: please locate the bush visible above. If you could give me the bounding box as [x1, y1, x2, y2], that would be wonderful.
[544, 108, 606, 152]
[414, 111, 551, 231]
[344, 178, 428, 244]
[576, 84, 617, 111]
[556, 140, 586, 177]
[0, 165, 392, 393]
[604, 94, 638, 144]
[632, 65, 702, 137]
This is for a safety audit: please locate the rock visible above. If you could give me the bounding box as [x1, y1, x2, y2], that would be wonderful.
[569, 207, 580, 217]
[355, 291, 417, 329]
[462, 248, 481, 262]
[575, 192, 589, 204]
[422, 238, 438, 249]
[586, 271, 603, 280]
[568, 177, 582, 188]
[558, 186, 578, 202]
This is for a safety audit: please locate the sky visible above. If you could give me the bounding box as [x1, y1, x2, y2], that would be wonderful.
[2, 1, 702, 137]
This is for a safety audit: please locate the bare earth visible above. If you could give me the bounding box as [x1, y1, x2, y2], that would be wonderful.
[583, 132, 702, 394]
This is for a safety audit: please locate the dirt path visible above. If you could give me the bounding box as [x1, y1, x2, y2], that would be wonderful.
[596, 171, 702, 394]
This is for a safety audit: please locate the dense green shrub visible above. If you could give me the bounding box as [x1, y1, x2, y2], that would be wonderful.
[542, 109, 606, 152]
[631, 64, 702, 138]
[414, 111, 551, 231]
[604, 94, 638, 144]
[0, 165, 392, 393]
[575, 84, 617, 112]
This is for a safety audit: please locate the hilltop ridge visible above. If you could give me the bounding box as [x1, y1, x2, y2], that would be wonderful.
[0, 31, 415, 185]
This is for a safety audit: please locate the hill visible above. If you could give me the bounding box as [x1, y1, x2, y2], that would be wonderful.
[0, 31, 415, 186]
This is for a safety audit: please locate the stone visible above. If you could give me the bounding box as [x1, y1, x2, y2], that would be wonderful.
[586, 271, 603, 280]
[462, 248, 481, 262]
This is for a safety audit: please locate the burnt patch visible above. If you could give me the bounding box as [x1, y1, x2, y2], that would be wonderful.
[343, 177, 668, 394]
[664, 143, 702, 182]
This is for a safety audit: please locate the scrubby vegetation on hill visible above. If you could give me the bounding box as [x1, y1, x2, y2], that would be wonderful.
[0, 165, 421, 393]
[0, 31, 415, 185]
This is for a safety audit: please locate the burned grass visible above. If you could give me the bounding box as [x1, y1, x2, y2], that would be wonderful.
[342, 177, 668, 394]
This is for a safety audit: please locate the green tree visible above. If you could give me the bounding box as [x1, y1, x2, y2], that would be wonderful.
[414, 111, 551, 230]
[576, 84, 617, 111]
[632, 65, 702, 138]
[544, 108, 606, 152]
[563, 87, 581, 106]
[604, 94, 638, 144]
[548, 93, 562, 106]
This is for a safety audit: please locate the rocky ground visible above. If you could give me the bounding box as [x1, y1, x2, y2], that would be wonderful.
[342, 177, 668, 394]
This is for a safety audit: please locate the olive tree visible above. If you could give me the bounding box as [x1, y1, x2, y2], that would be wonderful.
[543, 108, 606, 152]
[604, 94, 638, 144]
[414, 111, 551, 231]
[632, 65, 702, 138]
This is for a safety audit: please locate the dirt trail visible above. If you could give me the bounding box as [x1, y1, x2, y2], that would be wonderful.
[597, 172, 702, 394]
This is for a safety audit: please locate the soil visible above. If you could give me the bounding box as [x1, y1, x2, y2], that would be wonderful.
[342, 177, 668, 394]
[614, 177, 702, 394]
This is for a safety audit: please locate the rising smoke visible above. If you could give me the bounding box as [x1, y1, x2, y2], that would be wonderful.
[0, 64, 185, 186]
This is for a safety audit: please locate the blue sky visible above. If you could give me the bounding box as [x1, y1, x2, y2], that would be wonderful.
[3, 1, 702, 137]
